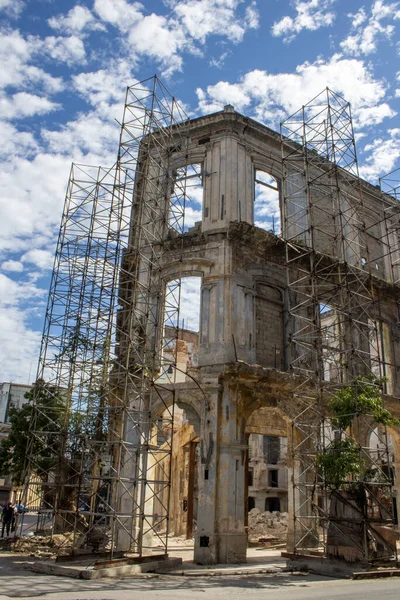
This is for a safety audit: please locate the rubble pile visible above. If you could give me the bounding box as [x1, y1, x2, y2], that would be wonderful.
[8, 529, 108, 557]
[12, 533, 75, 557]
[247, 508, 288, 543]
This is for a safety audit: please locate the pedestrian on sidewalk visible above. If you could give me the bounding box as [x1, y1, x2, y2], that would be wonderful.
[1, 502, 14, 537]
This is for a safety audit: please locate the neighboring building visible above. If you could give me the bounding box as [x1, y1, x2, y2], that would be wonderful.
[0, 382, 32, 503]
[157, 326, 199, 386]
[248, 434, 288, 513]
[0, 382, 32, 427]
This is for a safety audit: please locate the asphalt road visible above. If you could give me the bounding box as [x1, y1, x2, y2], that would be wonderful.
[14, 513, 40, 537]
[0, 553, 399, 600]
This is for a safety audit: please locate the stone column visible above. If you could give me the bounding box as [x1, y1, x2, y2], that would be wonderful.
[194, 385, 220, 564]
[286, 423, 319, 552]
[194, 382, 247, 564]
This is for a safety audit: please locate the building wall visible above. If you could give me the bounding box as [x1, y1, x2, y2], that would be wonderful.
[0, 382, 31, 424]
[120, 106, 400, 564]
[248, 434, 288, 513]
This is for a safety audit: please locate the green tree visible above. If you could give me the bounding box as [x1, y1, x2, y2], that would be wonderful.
[0, 379, 66, 486]
[317, 375, 399, 490]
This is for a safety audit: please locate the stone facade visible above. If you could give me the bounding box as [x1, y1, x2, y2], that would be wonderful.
[120, 105, 400, 564]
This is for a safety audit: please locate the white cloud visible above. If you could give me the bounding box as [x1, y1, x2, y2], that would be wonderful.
[0, 121, 38, 158]
[179, 276, 201, 331]
[0, 29, 64, 93]
[340, 0, 400, 56]
[0, 90, 123, 257]
[0, 306, 42, 383]
[196, 55, 395, 130]
[0, 0, 25, 19]
[0, 92, 60, 120]
[1, 260, 24, 272]
[356, 103, 396, 127]
[183, 206, 203, 228]
[197, 80, 251, 112]
[48, 5, 106, 35]
[0, 274, 45, 382]
[41, 35, 86, 65]
[92, 0, 259, 74]
[209, 51, 230, 69]
[172, 0, 258, 44]
[0, 153, 69, 253]
[359, 128, 400, 181]
[42, 109, 120, 158]
[245, 1, 259, 29]
[21, 249, 54, 270]
[272, 0, 336, 42]
[127, 13, 186, 73]
[93, 0, 143, 29]
[72, 61, 135, 105]
[0, 273, 45, 308]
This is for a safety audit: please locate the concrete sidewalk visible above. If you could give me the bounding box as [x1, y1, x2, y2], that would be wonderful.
[23, 544, 286, 579]
[1, 537, 287, 581]
[160, 540, 286, 576]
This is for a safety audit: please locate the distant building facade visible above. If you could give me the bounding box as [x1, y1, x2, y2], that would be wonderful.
[0, 382, 32, 426]
[248, 434, 288, 513]
[0, 382, 32, 503]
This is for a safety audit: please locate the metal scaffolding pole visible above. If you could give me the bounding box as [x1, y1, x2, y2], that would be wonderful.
[21, 76, 193, 558]
[281, 88, 398, 563]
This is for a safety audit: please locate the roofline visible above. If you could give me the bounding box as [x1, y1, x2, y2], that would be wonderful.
[173, 107, 390, 204]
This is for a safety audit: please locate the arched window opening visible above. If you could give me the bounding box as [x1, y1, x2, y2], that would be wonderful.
[158, 276, 201, 384]
[254, 170, 280, 234]
[170, 164, 203, 233]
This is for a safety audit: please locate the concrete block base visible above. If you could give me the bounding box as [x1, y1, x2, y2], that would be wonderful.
[282, 552, 370, 578]
[194, 532, 247, 565]
[24, 556, 182, 579]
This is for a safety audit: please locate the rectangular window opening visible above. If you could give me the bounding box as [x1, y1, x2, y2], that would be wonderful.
[170, 163, 203, 234]
[254, 170, 281, 235]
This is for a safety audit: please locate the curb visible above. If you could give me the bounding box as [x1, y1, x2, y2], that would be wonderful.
[353, 570, 400, 580]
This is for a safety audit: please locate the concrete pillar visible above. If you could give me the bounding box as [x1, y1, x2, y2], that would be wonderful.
[194, 387, 220, 564]
[114, 406, 141, 552]
[194, 384, 247, 564]
[286, 424, 319, 552]
[390, 431, 400, 530]
[202, 123, 254, 234]
[199, 273, 256, 368]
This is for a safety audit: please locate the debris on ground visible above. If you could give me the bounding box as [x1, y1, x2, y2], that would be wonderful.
[2, 531, 104, 558]
[247, 508, 288, 546]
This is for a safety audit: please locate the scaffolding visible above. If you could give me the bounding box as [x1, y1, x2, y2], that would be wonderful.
[281, 89, 398, 563]
[19, 76, 400, 566]
[21, 76, 193, 557]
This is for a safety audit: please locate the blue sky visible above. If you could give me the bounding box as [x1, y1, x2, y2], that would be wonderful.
[0, 0, 399, 383]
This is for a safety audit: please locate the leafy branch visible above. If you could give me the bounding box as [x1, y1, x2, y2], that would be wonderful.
[317, 375, 398, 490]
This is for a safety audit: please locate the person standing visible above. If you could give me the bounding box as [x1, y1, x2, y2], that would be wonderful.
[1, 502, 14, 537]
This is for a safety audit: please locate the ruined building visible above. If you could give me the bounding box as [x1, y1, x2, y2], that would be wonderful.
[23, 78, 400, 568]
[114, 91, 400, 565]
